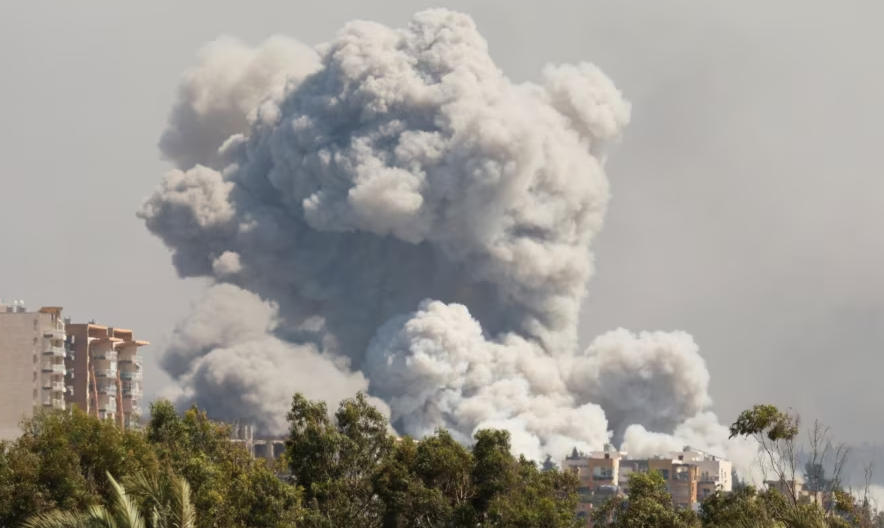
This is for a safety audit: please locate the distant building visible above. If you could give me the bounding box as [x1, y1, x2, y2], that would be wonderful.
[562, 445, 733, 526]
[765, 477, 827, 506]
[226, 421, 286, 462]
[65, 322, 149, 429]
[0, 300, 68, 440]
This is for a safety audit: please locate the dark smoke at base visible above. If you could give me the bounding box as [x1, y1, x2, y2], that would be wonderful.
[140, 9, 757, 473]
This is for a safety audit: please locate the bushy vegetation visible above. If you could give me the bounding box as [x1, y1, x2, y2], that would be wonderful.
[1, 396, 882, 528]
[0, 393, 582, 528]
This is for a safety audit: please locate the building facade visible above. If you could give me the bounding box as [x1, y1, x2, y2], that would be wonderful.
[677, 447, 734, 500]
[0, 301, 68, 440]
[65, 323, 148, 429]
[562, 445, 733, 526]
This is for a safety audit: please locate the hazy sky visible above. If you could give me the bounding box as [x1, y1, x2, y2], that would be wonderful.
[1, 1, 882, 443]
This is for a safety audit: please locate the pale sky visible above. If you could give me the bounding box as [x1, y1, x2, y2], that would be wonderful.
[1, 1, 882, 443]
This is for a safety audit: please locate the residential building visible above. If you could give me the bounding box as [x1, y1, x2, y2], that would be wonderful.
[0, 300, 68, 440]
[648, 456, 700, 509]
[563, 445, 733, 526]
[562, 445, 629, 525]
[65, 322, 148, 429]
[676, 447, 733, 499]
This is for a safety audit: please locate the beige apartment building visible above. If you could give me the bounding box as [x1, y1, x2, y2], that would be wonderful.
[65, 323, 148, 429]
[0, 301, 68, 441]
[0, 299, 149, 440]
[563, 445, 733, 526]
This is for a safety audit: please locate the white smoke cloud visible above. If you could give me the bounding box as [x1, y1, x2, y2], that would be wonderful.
[140, 8, 758, 469]
[570, 328, 713, 443]
[158, 35, 320, 171]
[161, 283, 381, 433]
[364, 299, 611, 458]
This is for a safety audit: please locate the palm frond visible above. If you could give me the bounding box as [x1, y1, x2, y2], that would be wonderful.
[779, 507, 829, 528]
[84, 506, 118, 528]
[20, 510, 93, 528]
[169, 477, 196, 528]
[104, 472, 145, 528]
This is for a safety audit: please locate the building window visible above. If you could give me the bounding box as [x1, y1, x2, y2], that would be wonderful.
[593, 467, 614, 479]
[659, 469, 670, 480]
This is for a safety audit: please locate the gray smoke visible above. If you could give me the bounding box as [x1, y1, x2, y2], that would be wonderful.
[140, 9, 753, 465]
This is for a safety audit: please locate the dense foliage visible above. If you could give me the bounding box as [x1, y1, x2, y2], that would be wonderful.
[3, 397, 883, 528]
[0, 394, 582, 528]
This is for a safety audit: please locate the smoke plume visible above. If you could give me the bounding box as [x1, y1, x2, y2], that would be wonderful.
[140, 8, 753, 468]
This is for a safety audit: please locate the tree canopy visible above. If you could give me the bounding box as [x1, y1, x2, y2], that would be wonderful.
[3, 398, 884, 528]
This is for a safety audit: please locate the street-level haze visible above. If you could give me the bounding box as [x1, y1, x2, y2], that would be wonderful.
[139, 9, 756, 470]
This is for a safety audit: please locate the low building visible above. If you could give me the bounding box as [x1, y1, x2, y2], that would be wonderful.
[765, 477, 827, 505]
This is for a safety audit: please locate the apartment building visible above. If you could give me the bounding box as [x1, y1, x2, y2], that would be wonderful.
[677, 447, 733, 499]
[0, 301, 68, 441]
[648, 456, 700, 509]
[562, 444, 629, 524]
[65, 322, 148, 429]
[562, 445, 733, 525]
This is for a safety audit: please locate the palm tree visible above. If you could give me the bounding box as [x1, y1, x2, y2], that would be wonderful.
[20, 471, 195, 528]
[122, 472, 195, 528]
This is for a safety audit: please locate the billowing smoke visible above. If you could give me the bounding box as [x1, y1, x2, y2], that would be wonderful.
[140, 8, 753, 468]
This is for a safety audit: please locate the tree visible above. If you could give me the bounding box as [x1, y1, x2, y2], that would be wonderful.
[372, 430, 476, 527]
[287, 393, 583, 528]
[0, 407, 158, 527]
[592, 470, 699, 528]
[123, 471, 196, 528]
[729, 405, 849, 510]
[286, 392, 393, 528]
[699, 485, 788, 528]
[145, 400, 302, 528]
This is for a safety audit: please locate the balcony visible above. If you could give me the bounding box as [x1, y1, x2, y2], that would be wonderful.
[96, 383, 115, 394]
[118, 356, 142, 367]
[99, 398, 117, 411]
[120, 370, 142, 380]
[43, 345, 65, 357]
[41, 362, 66, 375]
[130, 405, 143, 416]
[122, 388, 143, 399]
[45, 381, 65, 392]
[94, 369, 117, 378]
[43, 329, 65, 341]
[67, 386, 75, 397]
[42, 398, 65, 409]
[93, 350, 118, 361]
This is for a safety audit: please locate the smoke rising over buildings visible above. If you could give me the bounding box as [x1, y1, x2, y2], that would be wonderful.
[140, 9, 755, 468]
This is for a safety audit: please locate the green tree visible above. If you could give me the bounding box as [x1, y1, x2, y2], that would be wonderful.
[145, 400, 302, 528]
[286, 393, 583, 528]
[592, 470, 699, 528]
[372, 431, 475, 527]
[699, 485, 788, 528]
[286, 392, 393, 528]
[0, 407, 158, 527]
[122, 471, 196, 528]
